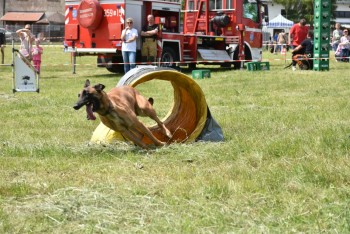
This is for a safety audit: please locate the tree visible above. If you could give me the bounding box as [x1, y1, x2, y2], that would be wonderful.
[273, 0, 337, 26]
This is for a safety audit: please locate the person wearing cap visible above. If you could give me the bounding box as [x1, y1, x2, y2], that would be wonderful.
[16, 24, 35, 61]
[288, 18, 308, 49]
[141, 15, 159, 62]
[121, 18, 138, 73]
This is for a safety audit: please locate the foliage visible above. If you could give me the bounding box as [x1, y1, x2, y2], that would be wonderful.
[0, 45, 350, 232]
[272, 0, 338, 24]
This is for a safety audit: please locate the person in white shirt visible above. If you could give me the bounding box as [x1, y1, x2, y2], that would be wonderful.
[332, 23, 343, 51]
[121, 18, 138, 73]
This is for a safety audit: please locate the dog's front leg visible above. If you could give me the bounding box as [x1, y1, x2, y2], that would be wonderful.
[150, 117, 173, 139]
[131, 121, 165, 147]
[137, 103, 173, 139]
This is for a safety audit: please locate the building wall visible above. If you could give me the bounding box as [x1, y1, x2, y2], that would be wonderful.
[263, 3, 288, 42]
[335, 2, 350, 28]
[0, 0, 4, 26]
[1, 0, 65, 40]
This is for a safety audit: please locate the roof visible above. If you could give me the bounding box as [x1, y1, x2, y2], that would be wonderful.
[37, 12, 65, 24]
[0, 12, 44, 22]
[267, 14, 294, 28]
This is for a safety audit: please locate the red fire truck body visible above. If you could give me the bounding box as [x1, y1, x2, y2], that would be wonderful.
[64, 0, 267, 72]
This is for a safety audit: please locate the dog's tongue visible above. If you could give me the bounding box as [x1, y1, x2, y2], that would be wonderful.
[86, 104, 96, 120]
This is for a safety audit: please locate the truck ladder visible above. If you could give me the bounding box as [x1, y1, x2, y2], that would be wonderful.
[193, 0, 210, 35]
[183, 36, 195, 62]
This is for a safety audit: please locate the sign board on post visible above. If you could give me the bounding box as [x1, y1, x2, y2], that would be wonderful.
[13, 52, 40, 93]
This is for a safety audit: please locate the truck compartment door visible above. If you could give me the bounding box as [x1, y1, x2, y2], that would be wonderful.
[65, 24, 79, 40]
[108, 23, 122, 40]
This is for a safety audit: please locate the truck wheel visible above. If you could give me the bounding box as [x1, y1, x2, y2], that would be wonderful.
[161, 47, 177, 68]
[188, 63, 196, 70]
[233, 46, 252, 69]
[220, 62, 231, 68]
[106, 56, 124, 73]
[106, 65, 123, 73]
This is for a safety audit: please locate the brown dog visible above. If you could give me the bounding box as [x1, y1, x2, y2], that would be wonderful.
[73, 79, 172, 149]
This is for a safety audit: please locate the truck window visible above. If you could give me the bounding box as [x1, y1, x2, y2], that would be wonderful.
[200, 1, 206, 12]
[243, 0, 258, 22]
[226, 0, 232, 9]
[187, 0, 194, 11]
[209, 0, 222, 10]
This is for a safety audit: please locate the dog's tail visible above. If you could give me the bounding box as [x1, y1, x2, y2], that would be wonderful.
[148, 97, 154, 106]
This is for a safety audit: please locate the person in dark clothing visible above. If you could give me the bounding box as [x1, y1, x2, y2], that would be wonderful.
[141, 15, 159, 62]
[0, 30, 5, 64]
[291, 31, 314, 71]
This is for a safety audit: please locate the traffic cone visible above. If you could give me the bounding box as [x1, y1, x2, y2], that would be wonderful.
[281, 47, 286, 55]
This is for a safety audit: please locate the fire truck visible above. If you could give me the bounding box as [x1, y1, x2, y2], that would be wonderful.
[64, 0, 268, 73]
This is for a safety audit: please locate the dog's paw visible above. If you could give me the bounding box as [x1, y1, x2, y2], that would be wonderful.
[165, 129, 173, 139]
[156, 141, 166, 147]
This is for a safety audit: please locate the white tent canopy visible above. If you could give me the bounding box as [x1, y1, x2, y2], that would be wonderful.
[267, 14, 294, 28]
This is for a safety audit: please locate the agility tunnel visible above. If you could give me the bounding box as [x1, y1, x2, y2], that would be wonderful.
[90, 66, 223, 145]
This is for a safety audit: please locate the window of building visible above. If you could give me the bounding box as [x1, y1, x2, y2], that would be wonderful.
[335, 11, 350, 18]
[226, 0, 232, 9]
[281, 9, 286, 17]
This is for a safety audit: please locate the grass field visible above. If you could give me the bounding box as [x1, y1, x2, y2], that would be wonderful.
[0, 44, 350, 233]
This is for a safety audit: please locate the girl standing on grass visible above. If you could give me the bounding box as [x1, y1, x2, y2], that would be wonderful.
[32, 39, 43, 73]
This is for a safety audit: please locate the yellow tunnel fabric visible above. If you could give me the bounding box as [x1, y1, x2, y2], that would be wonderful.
[90, 67, 208, 145]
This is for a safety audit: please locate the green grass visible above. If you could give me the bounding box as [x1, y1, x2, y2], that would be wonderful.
[1, 45, 350, 233]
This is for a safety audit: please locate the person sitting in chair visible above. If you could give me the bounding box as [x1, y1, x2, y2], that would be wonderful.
[338, 28, 350, 62]
[291, 31, 314, 71]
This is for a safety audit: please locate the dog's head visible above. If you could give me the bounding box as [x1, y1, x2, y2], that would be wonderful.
[73, 79, 105, 120]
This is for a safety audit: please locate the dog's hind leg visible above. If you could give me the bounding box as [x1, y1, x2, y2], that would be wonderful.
[120, 128, 149, 149]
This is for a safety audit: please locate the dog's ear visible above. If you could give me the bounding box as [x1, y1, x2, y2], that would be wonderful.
[94, 84, 105, 92]
[84, 79, 90, 88]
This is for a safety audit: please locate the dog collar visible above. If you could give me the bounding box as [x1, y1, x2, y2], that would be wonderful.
[99, 101, 113, 116]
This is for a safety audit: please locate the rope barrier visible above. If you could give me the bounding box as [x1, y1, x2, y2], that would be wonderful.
[2, 56, 348, 69]
[1, 41, 348, 69]
[262, 42, 334, 46]
[69, 56, 348, 66]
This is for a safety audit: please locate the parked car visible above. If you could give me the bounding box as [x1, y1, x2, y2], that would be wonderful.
[0, 28, 19, 43]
